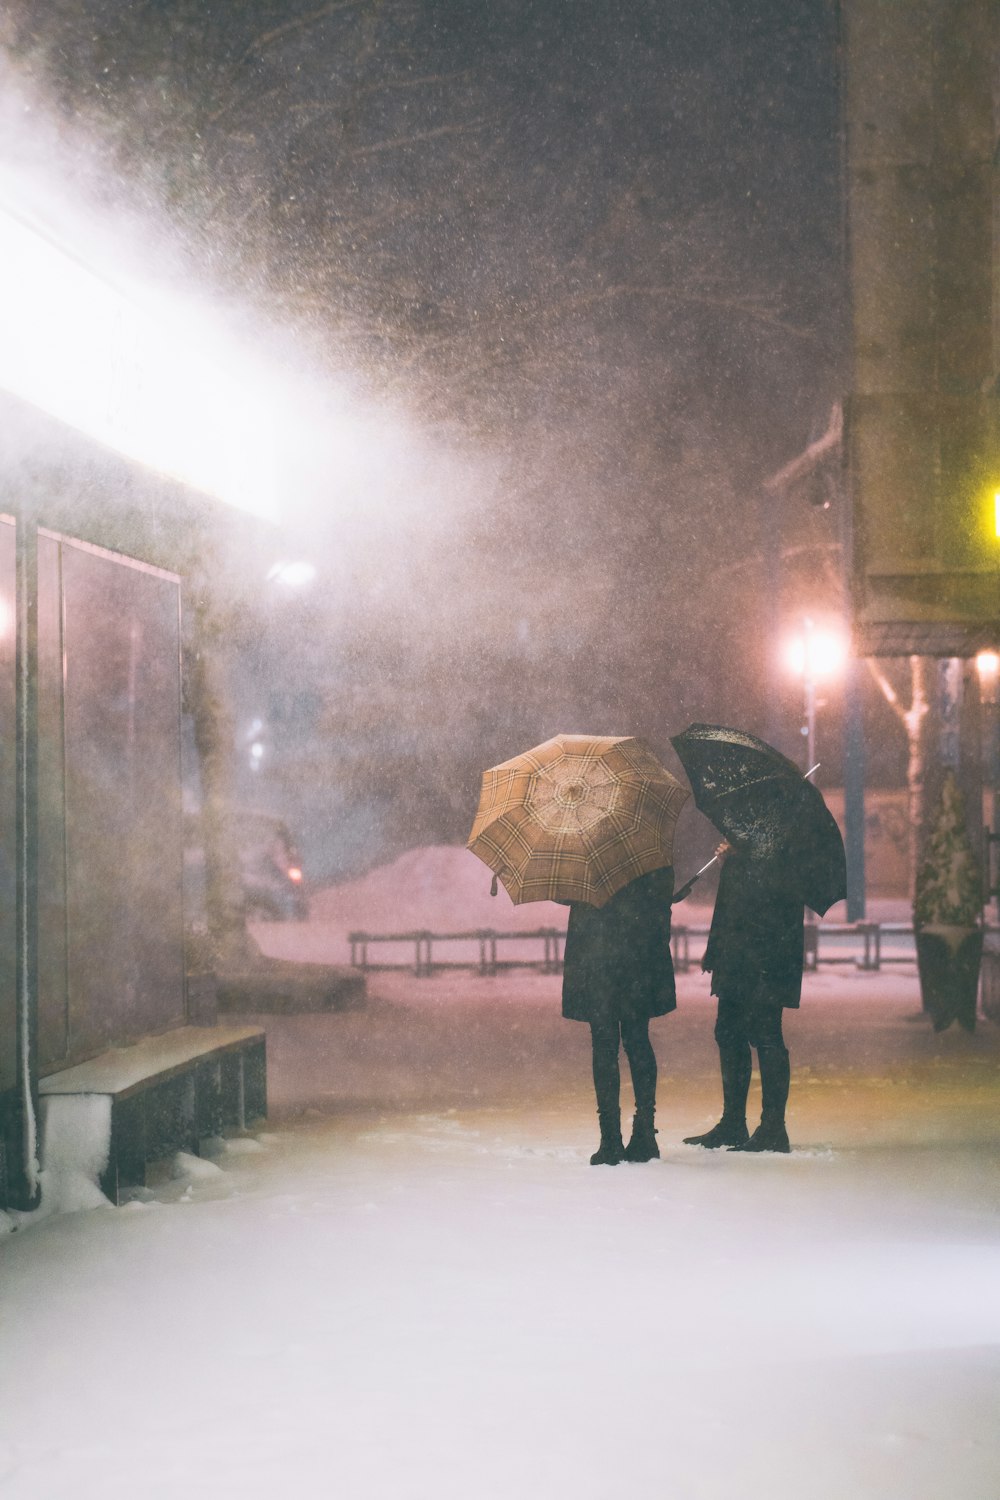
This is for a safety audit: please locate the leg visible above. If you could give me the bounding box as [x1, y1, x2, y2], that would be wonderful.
[589, 1019, 624, 1165]
[731, 1002, 790, 1153]
[683, 991, 751, 1147]
[621, 1017, 659, 1161]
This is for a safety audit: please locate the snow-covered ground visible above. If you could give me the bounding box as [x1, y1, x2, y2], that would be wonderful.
[1, 850, 999, 1499]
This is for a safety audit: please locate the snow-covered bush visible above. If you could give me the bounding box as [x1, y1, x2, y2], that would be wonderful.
[913, 771, 982, 928]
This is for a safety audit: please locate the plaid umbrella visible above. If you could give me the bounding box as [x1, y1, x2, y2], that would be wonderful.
[467, 733, 689, 908]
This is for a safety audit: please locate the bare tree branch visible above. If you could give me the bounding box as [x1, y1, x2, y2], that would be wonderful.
[348, 119, 489, 156]
[865, 658, 901, 715]
[361, 70, 474, 95]
[532, 283, 819, 340]
[764, 403, 842, 492]
[237, 1, 362, 68]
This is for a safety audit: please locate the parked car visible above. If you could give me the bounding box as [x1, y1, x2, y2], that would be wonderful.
[239, 812, 310, 921]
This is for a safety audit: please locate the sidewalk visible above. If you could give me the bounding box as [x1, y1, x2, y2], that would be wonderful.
[0, 965, 998, 1499]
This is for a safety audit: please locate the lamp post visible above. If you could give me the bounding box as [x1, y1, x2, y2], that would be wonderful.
[785, 617, 848, 775]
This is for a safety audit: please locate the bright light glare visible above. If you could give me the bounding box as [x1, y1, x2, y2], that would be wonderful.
[0, 188, 278, 522]
[0, 592, 11, 641]
[266, 560, 317, 588]
[976, 650, 1000, 682]
[995, 491, 1000, 539]
[785, 623, 848, 681]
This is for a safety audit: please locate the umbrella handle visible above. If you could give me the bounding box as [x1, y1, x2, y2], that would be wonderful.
[672, 852, 720, 904]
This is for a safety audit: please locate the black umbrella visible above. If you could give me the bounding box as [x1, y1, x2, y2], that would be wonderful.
[669, 723, 847, 916]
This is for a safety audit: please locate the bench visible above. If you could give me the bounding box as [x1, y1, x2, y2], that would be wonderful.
[38, 1024, 267, 1205]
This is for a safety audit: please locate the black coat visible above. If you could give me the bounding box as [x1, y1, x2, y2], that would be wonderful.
[561, 866, 676, 1024]
[702, 853, 805, 1008]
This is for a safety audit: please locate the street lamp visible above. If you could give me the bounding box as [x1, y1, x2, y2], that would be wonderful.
[785, 617, 848, 773]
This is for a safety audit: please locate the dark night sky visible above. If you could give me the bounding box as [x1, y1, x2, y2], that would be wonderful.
[0, 1, 883, 874]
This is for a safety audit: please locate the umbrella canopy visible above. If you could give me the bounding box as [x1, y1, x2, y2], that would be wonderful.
[468, 734, 688, 908]
[669, 723, 847, 916]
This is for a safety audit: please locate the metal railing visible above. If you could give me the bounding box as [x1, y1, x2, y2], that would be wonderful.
[348, 928, 565, 977]
[347, 921, 926, 977]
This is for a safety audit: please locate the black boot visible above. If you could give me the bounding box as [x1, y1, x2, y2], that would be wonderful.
[624, 1110, 659, 1162]
[683, 1118, 749, 1149]
[729, 1114, 790, 1154]
[590, 1121, 625, 1165]
[730, 1029, 791, 1152]
[589, 1023, 624, 1164]
[684, 1037, 751, 1148]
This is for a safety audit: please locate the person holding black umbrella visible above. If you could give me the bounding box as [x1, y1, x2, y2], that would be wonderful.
[669, 723, 847, 1155]
[684, 838, 803, 1152]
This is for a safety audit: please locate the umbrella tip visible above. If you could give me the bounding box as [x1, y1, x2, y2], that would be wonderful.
[490, 873, 498, 897]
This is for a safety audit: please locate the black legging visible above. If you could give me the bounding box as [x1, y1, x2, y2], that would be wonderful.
[589, 1016, 657, 1123]
[714, 988, 790, 1120]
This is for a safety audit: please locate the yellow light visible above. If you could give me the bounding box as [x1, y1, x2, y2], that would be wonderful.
[995, 491, 1000, 539]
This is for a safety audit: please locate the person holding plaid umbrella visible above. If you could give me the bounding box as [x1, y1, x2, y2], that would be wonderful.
[468, 734, 688, 1166]
[560, 864, 677, 1163]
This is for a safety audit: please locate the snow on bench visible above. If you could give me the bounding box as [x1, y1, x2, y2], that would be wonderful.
[39, 1024, 266, 1205]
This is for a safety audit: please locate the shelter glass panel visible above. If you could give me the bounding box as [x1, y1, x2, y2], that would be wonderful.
[0, 518, 15, 1093]
[36, 532, 69, 1067]
[42, 535, 184, 1066]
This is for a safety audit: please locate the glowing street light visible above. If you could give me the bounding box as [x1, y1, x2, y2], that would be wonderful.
[785, 617, 848, 773]
[976, 650, 1000, 699]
